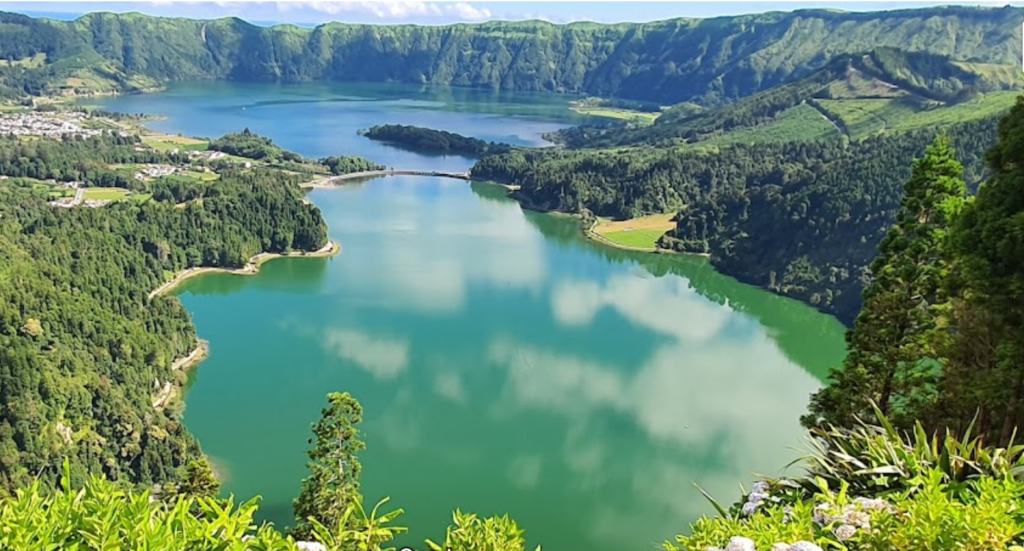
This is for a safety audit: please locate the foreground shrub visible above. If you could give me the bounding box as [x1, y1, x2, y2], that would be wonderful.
[0, 461, 403, 551]
[669, 410, 1024, 551]
[427, 511, 538, 551]
[800, 410, 1024, 499]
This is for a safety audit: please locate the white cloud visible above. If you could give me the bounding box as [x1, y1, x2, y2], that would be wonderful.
[321, 328, 409, 380]
[331, 179, 547, 314]
[434, 371, 467, 404]
[447, 2, 490, 21]
[275, 1, 492, 21]
[551, 272, 732, 343]
[507, 454, 543, 488]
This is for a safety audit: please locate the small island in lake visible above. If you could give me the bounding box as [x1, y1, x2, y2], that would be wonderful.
[359, 124, 513, 157]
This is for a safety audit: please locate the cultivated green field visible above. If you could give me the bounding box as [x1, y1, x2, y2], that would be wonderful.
[572, 106, 661, 124]
[0, 53, 47, 69]
[691, 103, 841, 147]
[592, 213, 676, 250]
[817, 91, 1018, 139]
[141, 135, 209, 152]
[180, 170, 220, 182]
[83, 187, 131, 201]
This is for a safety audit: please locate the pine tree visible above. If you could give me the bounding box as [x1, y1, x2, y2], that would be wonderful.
[803, 135, 967, 429]
[938, 96, 1024, 444]
[290, 392, 366, 541]
[173, 460, 220, 499]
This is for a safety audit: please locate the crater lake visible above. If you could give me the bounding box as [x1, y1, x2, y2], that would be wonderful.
[93, 81, 847, 551]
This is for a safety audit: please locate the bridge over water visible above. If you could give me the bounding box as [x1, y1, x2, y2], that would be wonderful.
[300, 169, 477, 188]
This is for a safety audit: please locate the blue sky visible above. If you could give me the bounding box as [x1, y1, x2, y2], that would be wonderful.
[3, 1, 1022, 25]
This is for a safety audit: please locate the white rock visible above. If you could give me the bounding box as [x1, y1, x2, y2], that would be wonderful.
[843, 510, 871, 529]
[747, 490, 770, 504]
[772, 544, 790, 551]
[741, 501, 760, 516]
[726, 536, 756, 551]
[853, 497, 894, 513]
[296, 542, 327, 551]
[834, 524, 857, 541]
[811, 503, 834, 525]
[787, 542, 824, 551]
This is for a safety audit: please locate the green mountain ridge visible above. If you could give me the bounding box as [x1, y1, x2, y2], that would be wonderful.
[0, 6, 1021, 104]
[557, 47, 1022, 147]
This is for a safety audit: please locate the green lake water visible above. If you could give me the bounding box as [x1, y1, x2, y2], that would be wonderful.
[95, 82, 848, 551]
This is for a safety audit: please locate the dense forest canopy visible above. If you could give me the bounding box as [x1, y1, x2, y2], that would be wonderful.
[474, 113, 1002, 324]
[0, 6, 1019, 104]
[0, 132, 327, 494]
[361, 124, 512, 157]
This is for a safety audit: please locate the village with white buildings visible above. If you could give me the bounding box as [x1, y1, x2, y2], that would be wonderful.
[0, 111, 125, 139]
[1, 110, 270, 209]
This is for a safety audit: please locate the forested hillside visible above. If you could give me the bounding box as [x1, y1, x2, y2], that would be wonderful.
[0, 6, 1020, 104]
[555, 47, 1020, 148]
[0, 132, 327, 494]
[474, 113, 1001, 323]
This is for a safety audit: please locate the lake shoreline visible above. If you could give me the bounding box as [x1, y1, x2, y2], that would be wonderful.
[512, 196, 711, 258]
[153, 339, 209, 410]
[149, 239, 341, 299]
[151, 239, 340, 475]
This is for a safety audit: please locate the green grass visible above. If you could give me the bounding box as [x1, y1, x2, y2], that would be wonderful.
[953, 62, 1024, 89]
[689, 103, 842, 148]
[47, 189, 75, 199]
[592, 213, 676, 250]
[818, 91, 1019, 140]
[600, 229, 667, 249]
[180, 170, 220, 182]
[0, 53, 47, 69]
[141, 135, 209, 152]
[572, 106, 660, 124]
[83, 187, 130, 201]
[130, 193, 153, 203]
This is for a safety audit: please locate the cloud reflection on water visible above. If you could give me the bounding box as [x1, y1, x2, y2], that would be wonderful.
[329, 179, 547, 314]
[301, 178, 836, 549]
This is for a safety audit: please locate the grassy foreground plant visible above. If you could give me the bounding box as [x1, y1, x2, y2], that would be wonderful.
[669, 410, 1024, 551]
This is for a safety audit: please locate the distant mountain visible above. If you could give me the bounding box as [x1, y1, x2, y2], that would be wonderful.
[557, 47, 1022, 147]
[0, 6, 1020, 104]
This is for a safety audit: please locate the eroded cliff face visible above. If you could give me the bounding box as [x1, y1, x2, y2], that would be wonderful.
[1, 7, 1020, 104]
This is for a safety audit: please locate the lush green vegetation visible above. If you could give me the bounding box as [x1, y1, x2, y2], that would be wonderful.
[802, 97, 1024, 445]
[0, 131, 327, 494]
[659, 98, 1024, 551]
[673, 410, 1024, 551]
[209, 128, 301, 163]
[0, 132, 180, 189]
[591, 213, 677, 250]
[82, 186, 130, 200]
[360, 124, 512, 157]
[0, 398, 534, 551]
[569, 98, 663, 124]
[557, 49, 1018, 149]
[1, 7, 1023, 548]
[290, 392, 365, 540]
[815, 92, 1019, 140]
[0, 7, 1019, 103]
[473, 114, 1001, 323]
[320, 155, 384, 176]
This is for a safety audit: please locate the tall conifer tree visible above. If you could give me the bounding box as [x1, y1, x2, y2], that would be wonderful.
[291, 392, 366, 540]
[939, 96, 1024, 444]
[803, 136, 967, 429]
